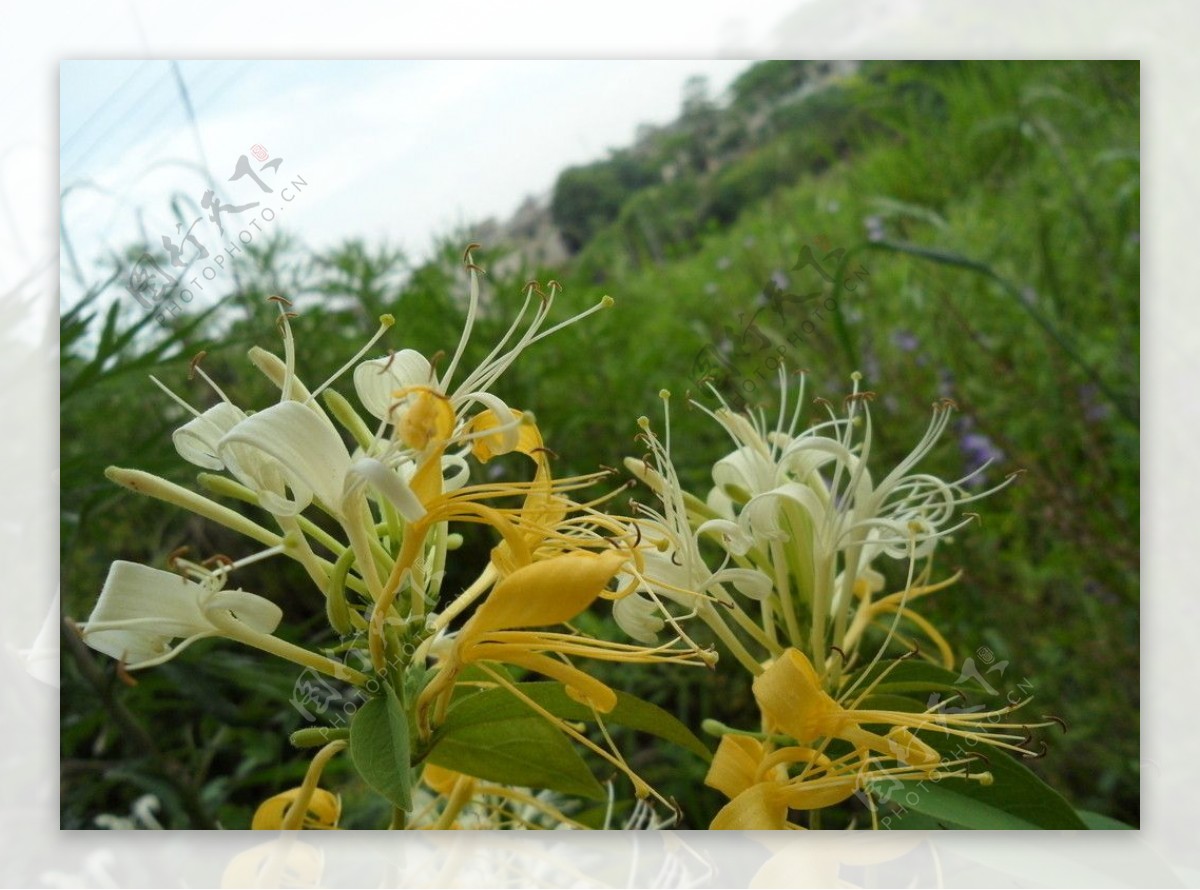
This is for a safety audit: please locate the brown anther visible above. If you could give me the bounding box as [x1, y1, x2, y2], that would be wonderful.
[428, 350, 446, 378]
[377, 349, 397, 374]
[1020, 740, 1048, 760]
[116, 656, 139, 688]
[167, 546, 191, 571]
[1043, 714, 1069, 734]
[187, 352, 208, 381]
[202, 554, 234, 569]
[631, 523, 643, 548]
[669, 551, 683, 567]
[266, 295, 293, 307]
[828, 645, 847, 663]
[843, 390, 877, 406]
[935, 397, 958, 411]
[968, 751, 992, 766]
[812, 396, 833, 409]
[545, 279, 562, 293]
[900, 643, 921, 660]
[464, 263, 485, 274]
[531, 446, 559, 460]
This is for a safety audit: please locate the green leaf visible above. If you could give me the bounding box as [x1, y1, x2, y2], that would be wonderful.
[507, 682, 713, 762]
[349, 686, 412, 811]
[425, 687, 605, 799]
[872, 733, 1086, 830]
[1077, 809, 1135, 830]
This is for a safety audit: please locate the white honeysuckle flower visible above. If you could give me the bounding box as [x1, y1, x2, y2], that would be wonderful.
[218, 400, 353, 518]
[150, 361, 249, 472]
[614, 397, 771, 644]
[353, 247, 613, 460]
[172, 402, 247, 470]
[80, 561, 283, 670]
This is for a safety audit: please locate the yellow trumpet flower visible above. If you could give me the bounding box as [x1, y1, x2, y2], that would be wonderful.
[755, 648, 1042, 768]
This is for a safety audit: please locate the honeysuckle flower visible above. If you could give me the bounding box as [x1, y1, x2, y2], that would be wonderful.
[418, 549, 634, 721]
[755, 648, 1042, 765]
[80, 561, 283, 670]
[218, 399, 354, 518]
[615, 397, 769, 664]
[251, 788, 342, 830]
[704, 731, 983, 830]
[80, 559, 369, 684]
[413, 764, 587, 830]
[253, 739, 347, 830]
[693, 369, 1015, 673]
[353, 247, 612, 466]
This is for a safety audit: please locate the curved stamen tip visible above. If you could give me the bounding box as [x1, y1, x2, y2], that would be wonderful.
[462, 242, 482, 262]
[188, 351, 208, 380]
[1020, 739, 1049, 759]
[1043, 714, 1069, 734]
[266, 294, 293, 307]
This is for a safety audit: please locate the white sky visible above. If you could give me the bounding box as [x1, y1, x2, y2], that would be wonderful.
[59, 59, 756, 304]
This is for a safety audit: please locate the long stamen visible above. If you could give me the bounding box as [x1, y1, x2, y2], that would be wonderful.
[440, 244, 484, 389]
[148, 375, 202, 418]
[306, 314, 395, 404]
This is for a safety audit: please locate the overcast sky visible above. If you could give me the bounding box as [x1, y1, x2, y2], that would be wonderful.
[59, 59, 759, 305]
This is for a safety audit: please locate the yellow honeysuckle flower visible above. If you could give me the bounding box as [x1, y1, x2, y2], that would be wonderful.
[251, 788, 342, 830]
[704, 729, 990, 830]
[706, 735, 852, 829]
[420, 549, 632, 721]
[755, 648, 1040, 767]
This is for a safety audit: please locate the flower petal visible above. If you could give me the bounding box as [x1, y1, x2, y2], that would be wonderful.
[219, 401, 351, 516]
[464, 550, 628, 641]
[353, 350, 433, 421]
[172, 402, 246, 470]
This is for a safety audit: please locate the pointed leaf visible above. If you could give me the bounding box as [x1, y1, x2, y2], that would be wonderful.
[349, 686, 412, 810]
[426, 688, 604, 799]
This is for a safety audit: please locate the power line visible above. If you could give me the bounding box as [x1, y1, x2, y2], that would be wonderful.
[60, 61, 153, 154]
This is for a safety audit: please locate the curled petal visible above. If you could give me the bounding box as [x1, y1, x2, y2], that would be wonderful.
[353, 350, 433, 421]
[218, 401, 351, 517]
[709, 567, 773, 601]
[350, 457, 426, 522]
[612, 591, 665, 643]
[710, 783, 790, 830]
[81, 562, 281, 669]
[173, 402, 246, 470]
[705, 735, 767, 800]
[251, 788, 341, 830]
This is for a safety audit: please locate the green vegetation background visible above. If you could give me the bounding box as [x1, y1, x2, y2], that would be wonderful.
[60, 60, 1139, 829]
